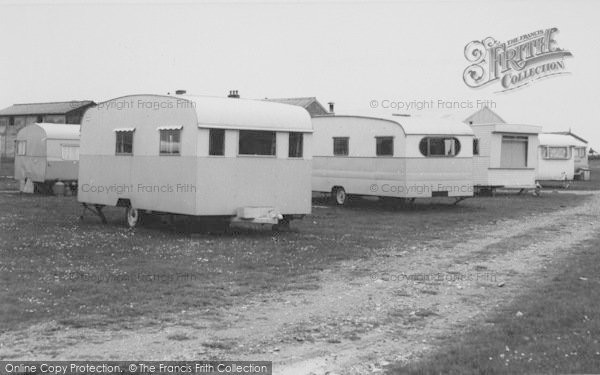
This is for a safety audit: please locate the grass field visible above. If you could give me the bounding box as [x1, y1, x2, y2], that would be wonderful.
[388, 233, 600, 375]
[0, 190, 590, 334]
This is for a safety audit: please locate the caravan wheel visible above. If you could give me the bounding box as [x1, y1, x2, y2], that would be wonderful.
[332, 187, 347, 205]
[126, 206, 140, 228]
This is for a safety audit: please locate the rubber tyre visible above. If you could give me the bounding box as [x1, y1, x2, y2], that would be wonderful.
[126, 206, 140, 228]
[332, 187, 347, 205]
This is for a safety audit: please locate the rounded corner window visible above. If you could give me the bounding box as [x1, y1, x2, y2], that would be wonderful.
[419, 137, 461, 157]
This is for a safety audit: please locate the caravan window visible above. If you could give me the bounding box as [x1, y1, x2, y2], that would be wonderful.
[115, 131, 133, 155]
[333, 137, 349, 156]
[239, 130, 276, 156]
[419, 137, 461, 157]
[376, 137, 394, 156]
[542, 146, 570, 160]
[209, 129, 225, 156]
[501, 135, 528, 167]
[575, 147, 586, 158]
[473, 138, 480, 155]
[16, 140, 26, 156]
[289, 132, 303, 158]
[61, 145, 79, 160]
[160, 129, 181, 155]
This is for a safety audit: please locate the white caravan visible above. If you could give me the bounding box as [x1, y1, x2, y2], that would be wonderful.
[537, 133, 586, 185]
[14, 123, 80, 193]
[78, 94, 313, 228]
[311, 115, 474, 204]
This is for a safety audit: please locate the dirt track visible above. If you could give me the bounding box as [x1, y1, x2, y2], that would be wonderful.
[2, 192, 600, 374]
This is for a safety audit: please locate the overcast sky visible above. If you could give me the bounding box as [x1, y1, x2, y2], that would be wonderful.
[1, 0, 598, 149]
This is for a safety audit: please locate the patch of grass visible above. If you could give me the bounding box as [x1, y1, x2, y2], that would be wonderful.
[387, 234, 600, 375]
[0, 191, 591, 332]
[201, 340, 236, 350]
[167, 333, 192, 341]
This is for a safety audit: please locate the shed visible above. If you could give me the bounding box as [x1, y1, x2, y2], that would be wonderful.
[14, 123, 80, 192]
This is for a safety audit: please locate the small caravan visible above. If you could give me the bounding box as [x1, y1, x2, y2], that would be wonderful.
[469, 123, 542, 192]
[78, 94, 313, 228]
[536, 133, 586, 184]
[14, 123, 80, 192]
[311, 115, 474, 204]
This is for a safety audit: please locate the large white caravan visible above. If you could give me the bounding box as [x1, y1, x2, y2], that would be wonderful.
[311, 115, 474, 204]
[78, 94, 313, 228]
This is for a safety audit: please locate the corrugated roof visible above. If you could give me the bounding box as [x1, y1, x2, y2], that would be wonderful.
[0, 100, 94, 116]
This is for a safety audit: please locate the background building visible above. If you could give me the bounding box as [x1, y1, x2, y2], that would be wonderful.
[0, 100, 95, 158]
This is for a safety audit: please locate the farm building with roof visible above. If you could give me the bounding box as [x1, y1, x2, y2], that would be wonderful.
[0, 100, 95, 158]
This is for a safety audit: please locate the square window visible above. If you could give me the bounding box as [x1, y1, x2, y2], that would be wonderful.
[376, 137, 393, 156]
[115, 131, 134, 155]
[160, 129, 181, 155]
[333, 137, 349, 156]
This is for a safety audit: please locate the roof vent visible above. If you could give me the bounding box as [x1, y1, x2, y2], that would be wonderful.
[228, 90, 240, 98]
[175, 90, 186, 95]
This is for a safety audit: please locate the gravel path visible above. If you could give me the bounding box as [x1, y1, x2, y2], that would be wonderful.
[2, 192, 599, 375]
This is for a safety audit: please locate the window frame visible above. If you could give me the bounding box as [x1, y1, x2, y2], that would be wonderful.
[473, 138, 480, 156]
[115, 130, 134, 155]
[333, 137, 349, 156]
[375, 136, 394, 157]
[500, 135, 529, 167]
[15, 140, 26, 156]
[542, 146, 571, 160]
[238, 130, 277, 157]
[419, 137, 461, 157]
[208, 128, 225, 156]
[288, 132, 304, 158]
[61, 144, 80, 161]
[159, 129, 182, 156]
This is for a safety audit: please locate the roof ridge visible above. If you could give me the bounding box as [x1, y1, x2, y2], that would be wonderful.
[266, 97, 317, 100]
[13, 100, 93, 106]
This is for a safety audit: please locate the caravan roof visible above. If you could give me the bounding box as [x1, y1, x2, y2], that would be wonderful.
[313, 115, 473, 136]
[179, 95, 313, 133]
[539, 133, 587, 147]
[391, 116, 474, 136]
[20, 123, 80, 140]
